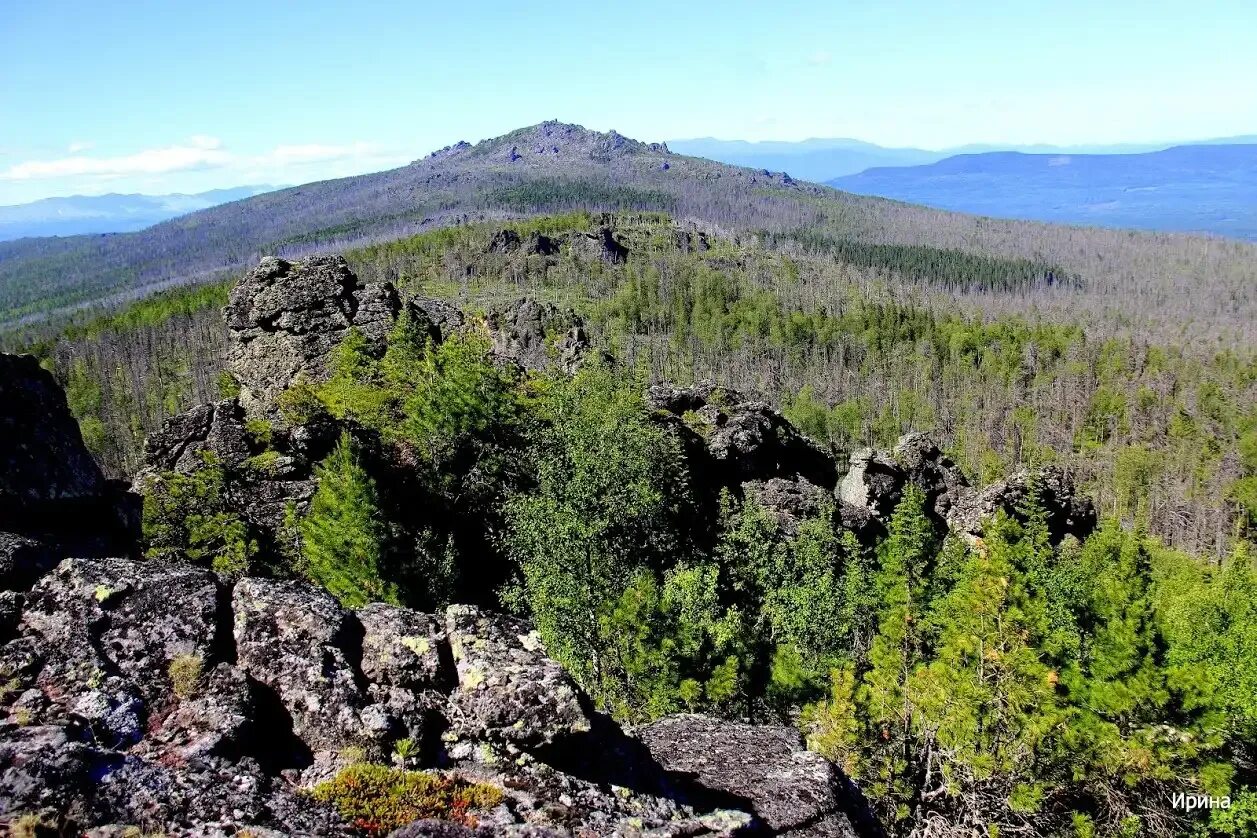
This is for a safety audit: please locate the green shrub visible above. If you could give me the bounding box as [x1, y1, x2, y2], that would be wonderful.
[308, 764, 503, 834]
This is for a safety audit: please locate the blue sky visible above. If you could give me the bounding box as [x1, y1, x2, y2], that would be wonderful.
[2, 0, 1255, 203]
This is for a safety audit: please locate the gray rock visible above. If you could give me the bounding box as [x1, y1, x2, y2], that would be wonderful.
[411, 295, 465, 338]
[892, 432, 969, 518]
[224, 255, 400, 416]
[20, 557, 220, 702]
[649, 383, 837, 490]
[232, 577, 382, 755]
[143, 399, 251, 474]
[486, 298, 591, 373]
[0, 724, 348, 834]
[445, 605, 590, 748]
[0, 353, 105, 505]
[70, 683, 145, 749]
[947, 464, 1097, 545]
[0, 532, 56, 592]
[358, 603, 449, 691]
[743, 477, 830, 534]
[837, 448, 905, 522]
[636, 713, 861, 836]
[147, 663, 256, 762]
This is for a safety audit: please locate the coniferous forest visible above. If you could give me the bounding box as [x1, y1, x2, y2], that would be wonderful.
[2, 127, 1255, 838]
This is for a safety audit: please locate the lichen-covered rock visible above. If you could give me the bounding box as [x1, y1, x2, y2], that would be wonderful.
[19, 558, 220, 702]
[444, 605, 590, 748]
[358, 603, 449, 691]
[232, 578, 381, 754]
[947, 464, 1097, 545]
[0, 724, 348, 834]
[635, 714, 862, 836]
[147, 663, 256, 762]
[224, 255, 400, 415]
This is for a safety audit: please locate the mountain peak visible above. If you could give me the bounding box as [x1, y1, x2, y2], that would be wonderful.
[417, 121, 669, 166]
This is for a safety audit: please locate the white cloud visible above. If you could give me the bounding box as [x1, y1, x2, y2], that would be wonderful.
[2, 137, 229, 181]
[0, 137, 411, 202]
[806, 50, 833, 67]
[264, 142, 379, 165]
[67, 140, 94, 153]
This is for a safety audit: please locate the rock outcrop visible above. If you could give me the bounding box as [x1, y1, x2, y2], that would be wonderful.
[647, 381, 838, 494]
[0, 353, 137, 577]
[1, 553, 810, 835]
[834, 431, 1094, 545]
[637, 714, 862, 837]
[225, 255, 416, 418]
[486, 298, 594, 373]
[947, 464, 1097, 545]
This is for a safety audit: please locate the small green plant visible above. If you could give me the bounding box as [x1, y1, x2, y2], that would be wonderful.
[216, 371, 241, 400]
[392, 736, 417, 766]
[244, 418, 273, 448]
[11, 706, 33, 726]
[308, 764, 503, 834]
[276, 382, 327, 425]
[168, 653, 204, 698]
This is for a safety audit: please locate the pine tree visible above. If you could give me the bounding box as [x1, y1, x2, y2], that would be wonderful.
[859, 485, 938, 808]
[301, 433, 397, 608]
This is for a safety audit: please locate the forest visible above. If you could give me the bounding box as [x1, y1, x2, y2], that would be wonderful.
[128, 261, 1257, 836]
[19, 213, 1255, 562]
[5, 207, 1256, 836]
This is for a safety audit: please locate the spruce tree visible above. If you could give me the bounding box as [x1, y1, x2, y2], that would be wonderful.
[301, 433, 397, 608]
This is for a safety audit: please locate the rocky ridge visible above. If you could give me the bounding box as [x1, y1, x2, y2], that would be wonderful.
[0, 251, 1097, 835]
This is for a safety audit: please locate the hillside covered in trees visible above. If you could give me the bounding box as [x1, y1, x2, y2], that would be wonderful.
[4, 244, 1246, 837]
[2, 122, 1255, 350]
[2, 123, 1255, 838]
[18, 213, 1255, 562]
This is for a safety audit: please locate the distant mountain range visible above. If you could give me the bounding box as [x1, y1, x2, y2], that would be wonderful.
[0, 186, 280, 241]
[667, 135, 1257, 182]
[828, 144, 1257, 240]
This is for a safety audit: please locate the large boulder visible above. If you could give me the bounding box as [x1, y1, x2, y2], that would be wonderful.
[231, 578, 385, 755]
[947, 464, 1097, 545]
[486, 298, 592, 373]
[837, 433, 968, 531]
[0, 353, 137, 555]
[892, 432, 969, 517]
[0, 532, 56, 592]
[0, 353, 105, 505]
[224, 255, 402, 416]
[444, 605, 589, 749]
[19, 558, 221, 705]
[648, 382, 838, 492]
[635, 714, 864, 837]
[837, 448, 905, 522]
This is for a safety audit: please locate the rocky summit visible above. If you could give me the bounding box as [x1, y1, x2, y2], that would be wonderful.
[0, 252, 1099, 837]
